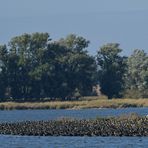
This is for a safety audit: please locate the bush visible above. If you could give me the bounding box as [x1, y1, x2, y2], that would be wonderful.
[123, 89, 143, 99]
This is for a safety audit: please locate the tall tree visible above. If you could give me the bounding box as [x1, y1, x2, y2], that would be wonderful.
[58, 34, 90, 53]
[0, 45, 8, 100]
[97, 43, 126, 99]
[124, 49, 148, 98]
[8, 32, 50, 100]
[0, 33, 97, 101]
[45, 35, 97, 99]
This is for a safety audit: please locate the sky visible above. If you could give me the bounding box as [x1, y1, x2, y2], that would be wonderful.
[0, 0, 148, 55]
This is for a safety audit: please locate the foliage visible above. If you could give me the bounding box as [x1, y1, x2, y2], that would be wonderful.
[0, 33, 147, 101]
[124, 49, 148, 98]
[97, 43, 126, 99]
[0, 33, 96, 101]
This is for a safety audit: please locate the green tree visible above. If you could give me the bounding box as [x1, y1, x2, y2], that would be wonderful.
[44, 35, 97, 100]
[58, 34, 90, 53]
[0, 33, 97, 101]
[97, 43, 126, 99]
[124, 49, 148, 98]
[0, 45, 8, 100]
[8, 32, 50, 100]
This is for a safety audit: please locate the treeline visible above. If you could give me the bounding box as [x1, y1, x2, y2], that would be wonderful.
[0, 33, 147, 101]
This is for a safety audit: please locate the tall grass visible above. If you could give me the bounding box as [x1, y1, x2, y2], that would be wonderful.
[0, 97, 147, 110]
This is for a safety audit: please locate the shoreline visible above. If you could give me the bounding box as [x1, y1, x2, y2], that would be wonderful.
[0, 98, 148, 110]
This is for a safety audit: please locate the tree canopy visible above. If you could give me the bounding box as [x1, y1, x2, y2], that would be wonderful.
[97, 43, 126, 99]
[124, 49, 148, 98]
[0, 33, 97, 101]
[0, 32, 147, 101]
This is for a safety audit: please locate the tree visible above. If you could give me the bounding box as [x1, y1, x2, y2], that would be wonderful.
[58, 51, 97, 98]
[7, 32, 50, 100]
[0, 33, 97, 101]
[44, 34, 97, 100]
[97, 43, 126, 99]
[0, 45, 8, 100]
[124, 49, 148, 98]
[58, 34, 90, 53]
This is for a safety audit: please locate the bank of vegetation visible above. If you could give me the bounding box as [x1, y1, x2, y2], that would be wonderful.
[0, 33, 148, 102]
[0, 114, 147, 136]
[0, 98, 148, 110]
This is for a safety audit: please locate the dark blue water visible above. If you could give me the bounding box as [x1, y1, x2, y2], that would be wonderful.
[0, 135, 147, 148]
[0, 108, 148, 147]
[0, 107, 148, 123]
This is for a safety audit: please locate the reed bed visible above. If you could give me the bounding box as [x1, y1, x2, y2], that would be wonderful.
[0, 98, 148, 110]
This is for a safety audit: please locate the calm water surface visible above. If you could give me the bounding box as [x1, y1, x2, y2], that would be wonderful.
[0, 135, 147, 148]
[0, 108, 148, 147]
[0, 107, 148, 123]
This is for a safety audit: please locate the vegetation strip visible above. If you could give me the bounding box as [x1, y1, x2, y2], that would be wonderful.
[0, 99, 148, 110]
[0, 115, 147, 136]
[0, 33, 148, 101]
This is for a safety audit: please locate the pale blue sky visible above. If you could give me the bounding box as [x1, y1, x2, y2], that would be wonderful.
[0, 0, 148, 55]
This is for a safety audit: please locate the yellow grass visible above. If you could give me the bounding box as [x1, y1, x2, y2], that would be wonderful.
[0, 97, 148, 110]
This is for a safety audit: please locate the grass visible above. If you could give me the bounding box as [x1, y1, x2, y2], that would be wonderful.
[0, 96, 148, 110]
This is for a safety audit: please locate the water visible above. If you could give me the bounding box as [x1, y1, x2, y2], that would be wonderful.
[0, 135, 147, 148]
[0, 107, 148, 123]
[0, 108, 148, 147]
